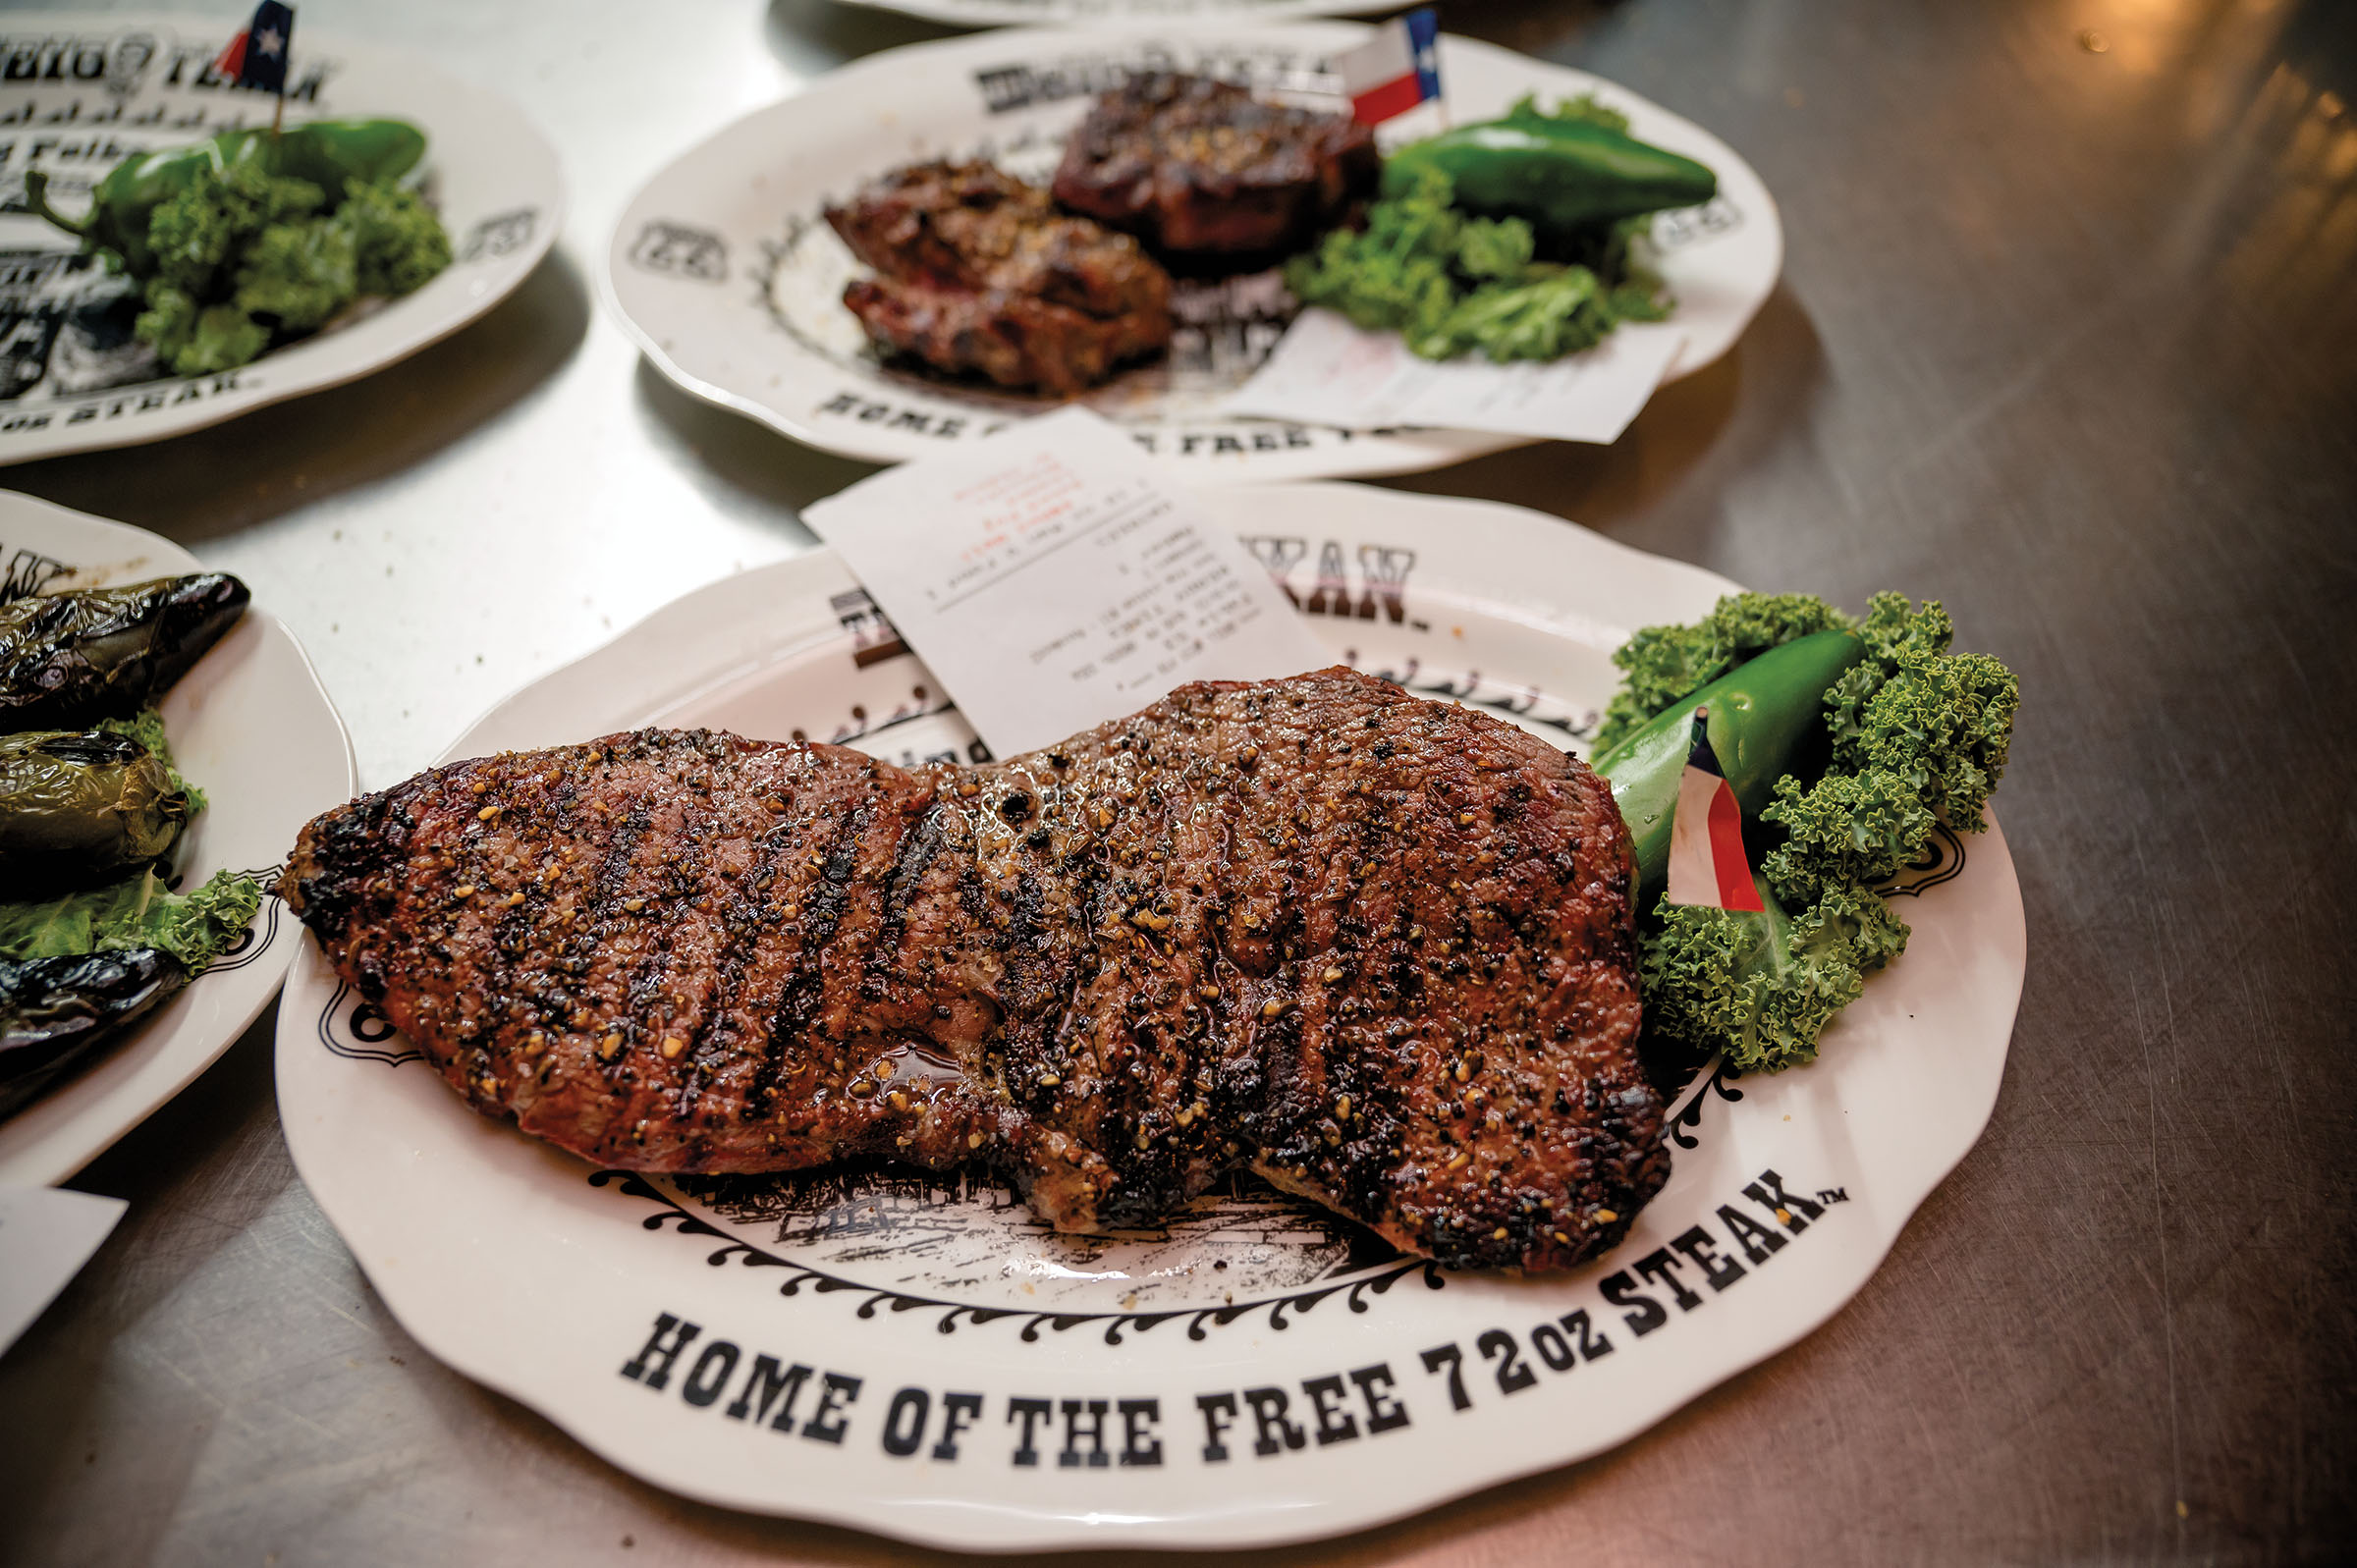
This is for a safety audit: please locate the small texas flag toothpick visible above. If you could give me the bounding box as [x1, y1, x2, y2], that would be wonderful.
[216, 2, 294, 96]
[1666, 705, 1768, 912]
[1334, 8, 1443, 128]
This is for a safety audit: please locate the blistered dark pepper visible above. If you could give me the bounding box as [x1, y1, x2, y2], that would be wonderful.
[22, 119, 427, 274]
[0, 573, 250, 731]
[1380, 117, 1718, 243]
[1589, 628, 1866, 904]
[0, 947, 185, 1122]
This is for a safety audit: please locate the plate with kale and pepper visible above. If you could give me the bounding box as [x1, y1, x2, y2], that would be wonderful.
[603, 23, 1778, 480]
[1, 491, 353, 1185]
[269, 482, 2021, 1549]
[0, 14, 561, 466]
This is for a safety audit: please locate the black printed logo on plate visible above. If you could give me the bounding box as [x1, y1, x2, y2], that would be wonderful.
[629, 221, 727, 283]
[461, 208, 540, 264]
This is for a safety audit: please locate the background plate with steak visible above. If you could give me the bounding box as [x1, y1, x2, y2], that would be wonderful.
[602, 24, 1782, 480]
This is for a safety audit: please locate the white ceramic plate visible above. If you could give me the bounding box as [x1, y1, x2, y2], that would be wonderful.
[0, 14, 563, 466]
[276, 487, 2023, 1550]
[0, 493, 354, 1186]
[603, 26, 1781, 480]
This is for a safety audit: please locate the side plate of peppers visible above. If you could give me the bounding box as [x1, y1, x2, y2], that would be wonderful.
[0, 573, 266, 1130]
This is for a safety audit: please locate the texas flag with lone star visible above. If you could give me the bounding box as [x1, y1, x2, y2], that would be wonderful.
[1666, 705, 1768, 912]
[215, 1, 295, 95]
[1334, 8, 1443, 128]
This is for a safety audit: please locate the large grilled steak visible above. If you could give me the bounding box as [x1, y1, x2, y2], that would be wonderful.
[283, 669, 1664, 1271]
[825, 160, 1173, 395]
[1051, 74, 1379, 261]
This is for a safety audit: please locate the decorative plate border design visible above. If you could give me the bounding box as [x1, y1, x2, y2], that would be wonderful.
[1886, 821, 1968, 898]
[317, 979, 422, 1067]
[309, 957, 1750, 1351]
[591, 1169, 1445, 1348]
[1667, 1062, 1743, 1151]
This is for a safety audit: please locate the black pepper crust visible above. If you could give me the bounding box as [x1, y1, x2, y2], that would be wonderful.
[281, 668, 1665, 1271]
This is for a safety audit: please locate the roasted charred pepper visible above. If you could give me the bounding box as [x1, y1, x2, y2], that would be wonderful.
[1381, 116, 1718, 244]
[0, 947, 183, 1121]
[0, 730, 191, 890]
[22, 119, 427, 275]
[1589, 628, 1867, 904]
[0, 573, 250, 731]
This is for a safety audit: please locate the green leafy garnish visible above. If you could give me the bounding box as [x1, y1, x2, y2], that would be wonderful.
[137, 282, 270, 378]
[1598, 594, 1858, 750]
[234, 213, 360, 332]
[146, 160, 324, 298]
[1286, 163, 1671, 364]
[1507, 90, 1633, 134]
[0, 867, 262, 970]
[1620, 593, 2020, 1073]
[122, 159, 451, 376]
[338, 178, 453, 297]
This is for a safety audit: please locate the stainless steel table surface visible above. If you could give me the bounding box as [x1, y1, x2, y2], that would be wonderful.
[3, 0, 2352, 1563]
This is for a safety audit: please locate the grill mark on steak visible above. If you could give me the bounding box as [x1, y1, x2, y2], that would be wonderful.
[749, 788, 870, 1129]
[680, 805, 767, 1084]
[599, 799, 666, 1039]
[284, 669, 1665, 1271]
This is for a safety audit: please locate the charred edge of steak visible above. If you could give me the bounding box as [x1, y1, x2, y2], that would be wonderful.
[1050, 73, 1380, 260]
[841, 278, 1172, 397]
[281, 777, 427, 956]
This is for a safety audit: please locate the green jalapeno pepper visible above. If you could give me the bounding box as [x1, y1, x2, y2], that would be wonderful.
[22, 119, 427, 274]
[1381, 117, 1718, 243]
[1589, 628, 1866, 904]
[0, 729, 190, 891]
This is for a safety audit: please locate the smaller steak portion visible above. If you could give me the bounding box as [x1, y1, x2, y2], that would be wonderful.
[826, 160, 1172, 395]
[1053, 74, 1378, 260]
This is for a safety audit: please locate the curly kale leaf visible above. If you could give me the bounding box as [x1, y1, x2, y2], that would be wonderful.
[1758, 766, 1937, 908]
[1596, 591, 1855, 750]
[1639, 884, 1910, 1073]
[0, 867, 260, 969]
[1285, 159, 1669, 364]
[1506, 91, 1633, 135]
[126, 163, 451, 374]
[1824, 593, 2020, 830]
[136, 278, 267, 377]
[1409, 267, 1613, 362]
[338, 177, 453, 297]
[235, 215, 358, 331]
[1453, 213, 1536, 281]
[144, 160, 323, 299]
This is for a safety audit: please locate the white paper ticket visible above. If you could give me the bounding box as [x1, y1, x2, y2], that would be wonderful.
[1225, 307, 1686, 444]
[800, 406, 1330, 758]
[0, 1185, 126, 1357]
